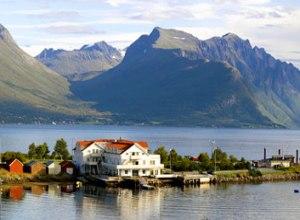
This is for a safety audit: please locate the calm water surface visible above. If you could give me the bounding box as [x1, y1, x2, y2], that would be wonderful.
[1, 124, 300, 159]
[1, 125, 300, 219]
[1, 182, 300, 220]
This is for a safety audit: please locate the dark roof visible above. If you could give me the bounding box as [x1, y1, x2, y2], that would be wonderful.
[25, 160, 44, 167]
[60, 160, 75, 167]
[45, 161, 55, 166]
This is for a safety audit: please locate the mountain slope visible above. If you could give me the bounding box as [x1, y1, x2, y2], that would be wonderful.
[36, 41, 122, 81]
[0, 24, 103, 123]
[72, 27, 277, 127]
[199, 33, 300, 126]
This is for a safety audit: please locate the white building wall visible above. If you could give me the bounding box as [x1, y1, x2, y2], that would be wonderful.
[103, 144, 164, 177]
[73, 142, 105, 174]
[47, 163, 61, 175]
[73, 142, 164, 177]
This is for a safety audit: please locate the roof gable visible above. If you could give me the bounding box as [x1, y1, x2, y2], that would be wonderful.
[121, 143, 148, 155]
[8, 159, 23, 166]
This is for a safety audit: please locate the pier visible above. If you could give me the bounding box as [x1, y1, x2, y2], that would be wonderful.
[82, 173, 213, 188]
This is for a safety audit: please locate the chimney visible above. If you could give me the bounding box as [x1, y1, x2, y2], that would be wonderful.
[264, 148, 266, 161]
[278, 149, 281, 155]
[296, 150, 299, 164]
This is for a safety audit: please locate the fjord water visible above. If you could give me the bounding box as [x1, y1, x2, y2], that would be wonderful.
[1, 182, 300, 220]
[1, 125, 300, 219]
[1, 124, 300, 159]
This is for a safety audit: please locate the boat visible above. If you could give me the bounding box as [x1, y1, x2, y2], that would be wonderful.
[294, 189, 299, 193]
[141, 184, 155, 190]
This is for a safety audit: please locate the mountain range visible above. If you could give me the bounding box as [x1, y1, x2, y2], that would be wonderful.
[72, 27, 300, 127]
[1, 23, 300, 127]
[36, 41, 122, 81]
[0, 24, 104, 123]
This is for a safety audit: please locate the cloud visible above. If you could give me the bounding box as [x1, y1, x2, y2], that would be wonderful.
[12, 9, 81, 21]
[41, 25, 105, 35]
[5, 0, 299, 68]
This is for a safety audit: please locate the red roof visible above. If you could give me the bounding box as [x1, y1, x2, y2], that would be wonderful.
[76, 139, 149, 152]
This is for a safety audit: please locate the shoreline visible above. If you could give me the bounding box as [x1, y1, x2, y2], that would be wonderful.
[1, 174, 300, 187]
[2, 169, 300, 187]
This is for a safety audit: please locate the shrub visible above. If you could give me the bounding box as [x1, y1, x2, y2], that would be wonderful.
[249, 168, 262, 177]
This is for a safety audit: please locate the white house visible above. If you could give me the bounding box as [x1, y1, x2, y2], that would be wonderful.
[73, 139, 164, 177]
[73, 140, 107, 175]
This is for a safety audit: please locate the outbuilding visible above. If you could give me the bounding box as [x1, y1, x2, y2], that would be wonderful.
[24, 161, 46, 174]
[45, 161, 61, 175]
[6, 159, 24, 174]
[60, 161, 76, 175]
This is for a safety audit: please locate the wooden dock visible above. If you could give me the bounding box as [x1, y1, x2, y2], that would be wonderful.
[177, 174, 212, 185]
[83, 173, 213, 187]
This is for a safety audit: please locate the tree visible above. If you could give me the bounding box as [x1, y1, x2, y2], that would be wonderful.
[28, 143, 37, 159]
[198, 152, 211, 171]
[229, 155, 238, 163]
[198, 152, 210, 163]
[53, 138, 70, 160]
[1, 151, 27, 162]
[153, 146, 169, 165]
[35, 143, 49, 159]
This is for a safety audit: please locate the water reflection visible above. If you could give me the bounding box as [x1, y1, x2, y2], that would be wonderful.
[0, 183, 77, 200]
[1, 185, 24, 201]
[1, 182, 300, 220]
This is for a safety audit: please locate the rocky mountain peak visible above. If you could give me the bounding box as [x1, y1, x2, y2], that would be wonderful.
[0, 24, 14, 42]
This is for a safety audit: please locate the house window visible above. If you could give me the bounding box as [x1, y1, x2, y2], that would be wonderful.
[132, 152, 135, 156]
[143, 160, 146, 165]
[125, 170, 128, 174]
[93, 149, 95, 153]
[135, 161, 139, 165]
[142, 170, 146, 174]
[150, 160, 155, 165]
[136, 152, 139, 155]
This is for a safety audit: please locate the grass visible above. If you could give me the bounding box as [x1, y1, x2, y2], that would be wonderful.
[0, 168, 75, 184]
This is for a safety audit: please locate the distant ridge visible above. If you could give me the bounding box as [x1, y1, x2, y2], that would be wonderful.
[36, 41, 122, 81]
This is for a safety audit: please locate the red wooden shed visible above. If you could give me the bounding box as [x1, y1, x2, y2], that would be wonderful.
[7, 159, 24, 174]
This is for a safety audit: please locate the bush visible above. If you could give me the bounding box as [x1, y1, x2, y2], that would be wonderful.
[249, 168, 262, 177]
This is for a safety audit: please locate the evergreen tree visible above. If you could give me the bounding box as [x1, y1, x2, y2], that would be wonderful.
[28, 143, 37, 159]
[53, 138, 70, 160]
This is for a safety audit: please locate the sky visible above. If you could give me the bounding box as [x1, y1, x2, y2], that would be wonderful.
[0, 0, 299, 68]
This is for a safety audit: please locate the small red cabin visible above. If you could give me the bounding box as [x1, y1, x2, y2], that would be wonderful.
[60, 161, 76, 175]
[7, 159, 24, 174]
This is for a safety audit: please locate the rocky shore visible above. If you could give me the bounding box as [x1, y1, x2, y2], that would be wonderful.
[212, 170, 300, 184]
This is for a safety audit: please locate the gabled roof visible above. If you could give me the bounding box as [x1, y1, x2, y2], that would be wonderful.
[45, 160, 59, 166]
[120, 142, 148, 155]
[25, 160, 44, 167]
[75, 139, 149, 152]
[8, 158, 23, 166]
[60, 160, 75, 168]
